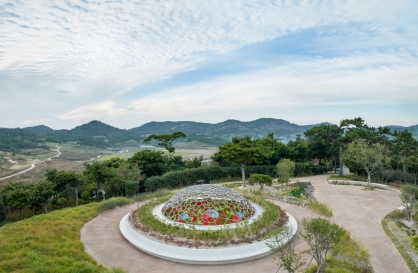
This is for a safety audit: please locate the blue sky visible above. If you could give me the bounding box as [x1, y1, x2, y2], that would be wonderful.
[0, 0, 417, 129]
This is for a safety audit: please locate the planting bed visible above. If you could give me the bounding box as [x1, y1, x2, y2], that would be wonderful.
[120, 185, 297, 264]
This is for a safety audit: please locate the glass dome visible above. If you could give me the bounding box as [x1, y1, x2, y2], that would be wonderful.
[161, 184, 255, 226]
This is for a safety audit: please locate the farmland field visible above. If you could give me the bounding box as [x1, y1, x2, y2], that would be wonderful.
[0, 141, 217, 184]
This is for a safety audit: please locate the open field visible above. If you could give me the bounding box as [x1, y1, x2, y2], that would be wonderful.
[0, 142, 217, 184]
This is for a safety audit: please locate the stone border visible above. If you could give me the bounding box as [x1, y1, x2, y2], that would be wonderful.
[328, 180, 400, 193]
[119, 212, 297, 265]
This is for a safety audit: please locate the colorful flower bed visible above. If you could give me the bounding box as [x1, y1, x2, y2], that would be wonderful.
[162, 198, 254, 225]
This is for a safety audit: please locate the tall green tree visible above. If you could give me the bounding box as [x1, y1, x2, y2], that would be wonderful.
[128, 150, 167, 177]
[83, 161, 116, 200]
[0, 193, 6, 223]
[218, 136, 273, 187]
[392, 130, 418, 175]
[144, 132, 187, 160]
[28, 181, 54, 213]
[4, 182, 31, 218]
[343, 139, 389, 190]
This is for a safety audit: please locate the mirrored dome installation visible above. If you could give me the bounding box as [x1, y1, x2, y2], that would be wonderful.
[161, 185, 255, 225]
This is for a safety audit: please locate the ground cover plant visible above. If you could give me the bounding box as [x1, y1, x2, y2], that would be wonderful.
[0, 202, 125, 273]
[382, 210, 418, 272]
[307, 201, 333, 218]
[132, 195, 288, 246]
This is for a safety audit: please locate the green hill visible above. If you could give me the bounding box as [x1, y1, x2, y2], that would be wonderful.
[0, 128, 46, 153]
[24, 120, 142, 148]
[130, 118, 324, 142]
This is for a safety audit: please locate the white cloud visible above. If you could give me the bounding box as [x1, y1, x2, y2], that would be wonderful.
[57, 51, 418, 123]
[0, 0, 417, 127]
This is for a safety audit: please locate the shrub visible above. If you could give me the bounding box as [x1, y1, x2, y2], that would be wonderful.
[290, 188, 302, 198]
[131, 189, 172, 202]
[125, 180, 139, 197]
[249, 174, 273, 189]
[412, 235, 418, 251]
[96, 197, 131, 214]
[80, 190, 91, 200]
[308, 201, 333, 217]
[55, 197, 68, 208]
[144, 165, 278, 192]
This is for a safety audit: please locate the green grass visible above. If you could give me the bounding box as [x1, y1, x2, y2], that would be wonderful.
[0, 203, 125, 273]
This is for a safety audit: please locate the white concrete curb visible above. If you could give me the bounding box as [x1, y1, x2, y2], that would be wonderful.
[119, 212, 297, 265]
[328, 180, 401, 193]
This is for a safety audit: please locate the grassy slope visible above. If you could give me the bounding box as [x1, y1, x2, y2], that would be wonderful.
[0, 203, 122, 273]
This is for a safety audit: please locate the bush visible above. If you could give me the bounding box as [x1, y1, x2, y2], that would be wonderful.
[412, 235, 418, 251]
[308, 201, 333, 217]
[80, 191, 91, 201]
[131, 189, 172, 202]
[125, 180, 139, 197]
[144, 165, 278, 192]
[295, 163, 311, 176]
[96, 197, 131, 214]
[290, 188, 302, 198]
[55, 197, 68, 208]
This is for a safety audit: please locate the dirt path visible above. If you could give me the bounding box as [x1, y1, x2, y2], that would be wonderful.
[0, 144, 61, 182]
[81, 175, 410, 273]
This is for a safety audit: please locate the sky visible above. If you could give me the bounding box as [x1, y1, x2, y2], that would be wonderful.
[0, 0, 417, 130]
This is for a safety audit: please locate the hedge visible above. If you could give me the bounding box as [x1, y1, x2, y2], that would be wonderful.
[145, 165, 278, 192]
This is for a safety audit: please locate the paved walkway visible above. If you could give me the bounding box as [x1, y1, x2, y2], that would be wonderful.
[81, 175, 410, 273]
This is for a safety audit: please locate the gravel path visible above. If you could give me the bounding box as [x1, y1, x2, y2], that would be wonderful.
[81, 175, 410, 273]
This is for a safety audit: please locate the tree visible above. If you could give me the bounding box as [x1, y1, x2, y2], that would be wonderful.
[301, 217, 346, 273]
[185, 155, 203, 168]
[343, 139, 389, 190]
[277, 159, 296, 190]
[266, 226, 305, 273]
[4, 182, 31, 218]
[400, 185, 418, 222]
[407, 155, 418, 185]
[249, 174, 273, 189]
[287, 136, 309, 163]
[144, 132, 187, 160]
[392, 130, 418, 175]
[0, 193, 6, 223]
[128, 150, 167, 178]
[218, 136, 273, 187]
[28, 181, 54, 213]
[83, 161, 116, 200]
[46, 169, 82, 205]
[305, 124, 344, 175]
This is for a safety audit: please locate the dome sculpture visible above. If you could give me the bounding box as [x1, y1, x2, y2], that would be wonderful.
[161, 184, 255, 225]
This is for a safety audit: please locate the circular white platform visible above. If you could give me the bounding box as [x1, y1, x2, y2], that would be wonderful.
[119, 212, 297, 265]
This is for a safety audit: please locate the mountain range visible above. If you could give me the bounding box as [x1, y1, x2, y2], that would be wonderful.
[1, 118, 416, 150]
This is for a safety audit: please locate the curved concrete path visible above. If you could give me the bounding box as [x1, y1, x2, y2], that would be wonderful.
[81, 175, 410, 273]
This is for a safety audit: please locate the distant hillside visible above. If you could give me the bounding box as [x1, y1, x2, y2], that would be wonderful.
[387, 124, 418, 138]
[23, 125, 55, 135]
[16, 119, 418, 149]
[0, 128, 47, 153]
[130, 118, 326, 143]
[24, 120, 142, 148]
